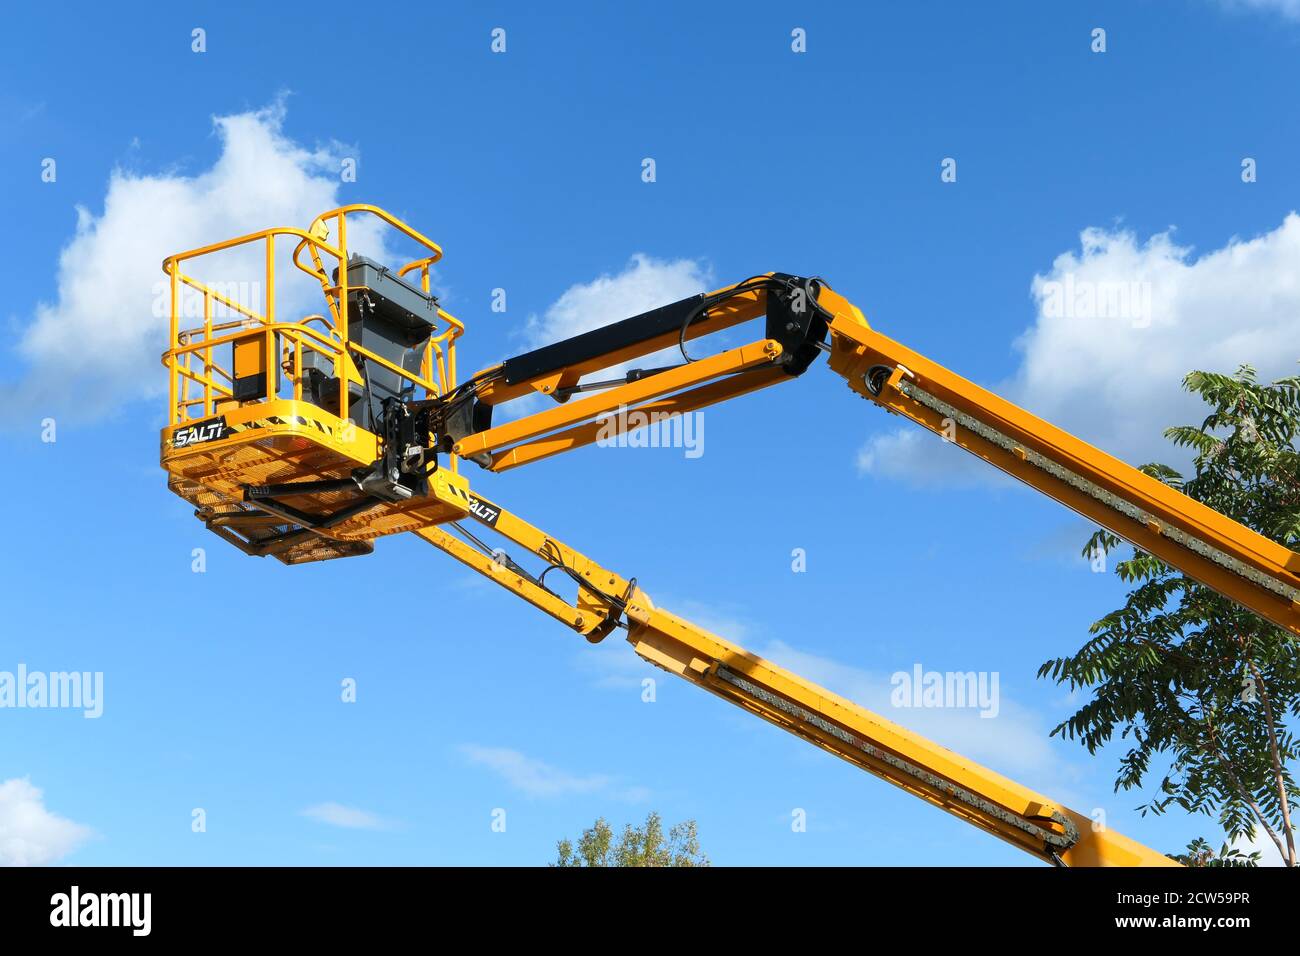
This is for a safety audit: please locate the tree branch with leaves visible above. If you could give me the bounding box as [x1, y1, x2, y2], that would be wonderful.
[1040, 366, 1299, 866]
[553, 812, 709, 867]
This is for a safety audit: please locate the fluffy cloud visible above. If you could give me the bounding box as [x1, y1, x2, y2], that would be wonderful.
[0, 777, 93, 866]
[300, 802, 389, 830]
[5, 101, 392, 423]
[856, 425, 983, 486]
[488, 253, 712, 423]
[8, 99, 710, 428]
[754, 640, 1080, 792]
[859, 214, 1300, 483]
[522, 253, 713, 351]
[460, 744, 648, 801]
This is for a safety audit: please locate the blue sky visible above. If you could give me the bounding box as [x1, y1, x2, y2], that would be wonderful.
[2, 1, 1299, 865]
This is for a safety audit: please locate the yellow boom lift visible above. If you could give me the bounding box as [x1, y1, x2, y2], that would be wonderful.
[160, 206, 1300, 866]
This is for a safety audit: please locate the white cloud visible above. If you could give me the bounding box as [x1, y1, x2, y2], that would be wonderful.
[523, 253, 713, 350]
[460, 744, 648, 801]
[1218, 0, 1300, 21]
[856, 424, 990, 486]
[0, 777, 93, 866]
[859, 214, 1300, 484]
[301, 802, 389, 830]
[491, 253, 713, 423]
[754, 640, 1080, 792]
[4, 100, 394, 423]
[1226, 825, 1295, 866]
[605, 593, 1083, 798]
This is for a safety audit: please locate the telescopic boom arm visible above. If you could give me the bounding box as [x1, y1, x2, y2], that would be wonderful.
[420, 272, 1300, 866]
[419, 484, 1173, 866]
[163, 210, 1297, 865]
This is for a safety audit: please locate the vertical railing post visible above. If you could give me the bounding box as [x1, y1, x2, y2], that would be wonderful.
[168, 260, 179, 425]
[180, 342, 190, 416]
[203, 291, 212, 417]
[337, 212, 349, 426]
[265, 234, 276, 401]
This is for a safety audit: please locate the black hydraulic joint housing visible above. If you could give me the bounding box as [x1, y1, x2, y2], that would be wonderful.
[764, 273, 832, 377]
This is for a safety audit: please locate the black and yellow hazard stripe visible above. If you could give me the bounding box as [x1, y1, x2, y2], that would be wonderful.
[229, 414, 335, 438]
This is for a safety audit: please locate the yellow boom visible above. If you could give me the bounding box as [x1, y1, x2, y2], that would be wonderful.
[161, 206, 1298, 866]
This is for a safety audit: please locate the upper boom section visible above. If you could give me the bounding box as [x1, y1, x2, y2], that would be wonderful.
[446, 276, 1300, 637]
[445, 273, 829, 470]
[813, 286, 1300, 638]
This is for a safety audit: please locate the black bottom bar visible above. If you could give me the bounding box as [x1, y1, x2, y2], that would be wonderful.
[0, 864, 1275, 941]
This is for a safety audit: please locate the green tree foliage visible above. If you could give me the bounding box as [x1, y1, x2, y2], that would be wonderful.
[553, 812, 709, 867]
[1172, 837, 1260, 867]
[1040, 366, 1299, 866]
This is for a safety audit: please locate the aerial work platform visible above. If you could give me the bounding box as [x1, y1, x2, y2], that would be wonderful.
[161, 204, 1300, 865]
[161, 206, 472, 563]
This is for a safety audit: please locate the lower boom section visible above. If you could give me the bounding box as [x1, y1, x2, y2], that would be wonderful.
[623, 598, 1177, 867]
[412, 488, 1176, 866]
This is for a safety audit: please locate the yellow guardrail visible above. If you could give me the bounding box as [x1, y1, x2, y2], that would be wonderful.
[161, 205, 464, 427]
